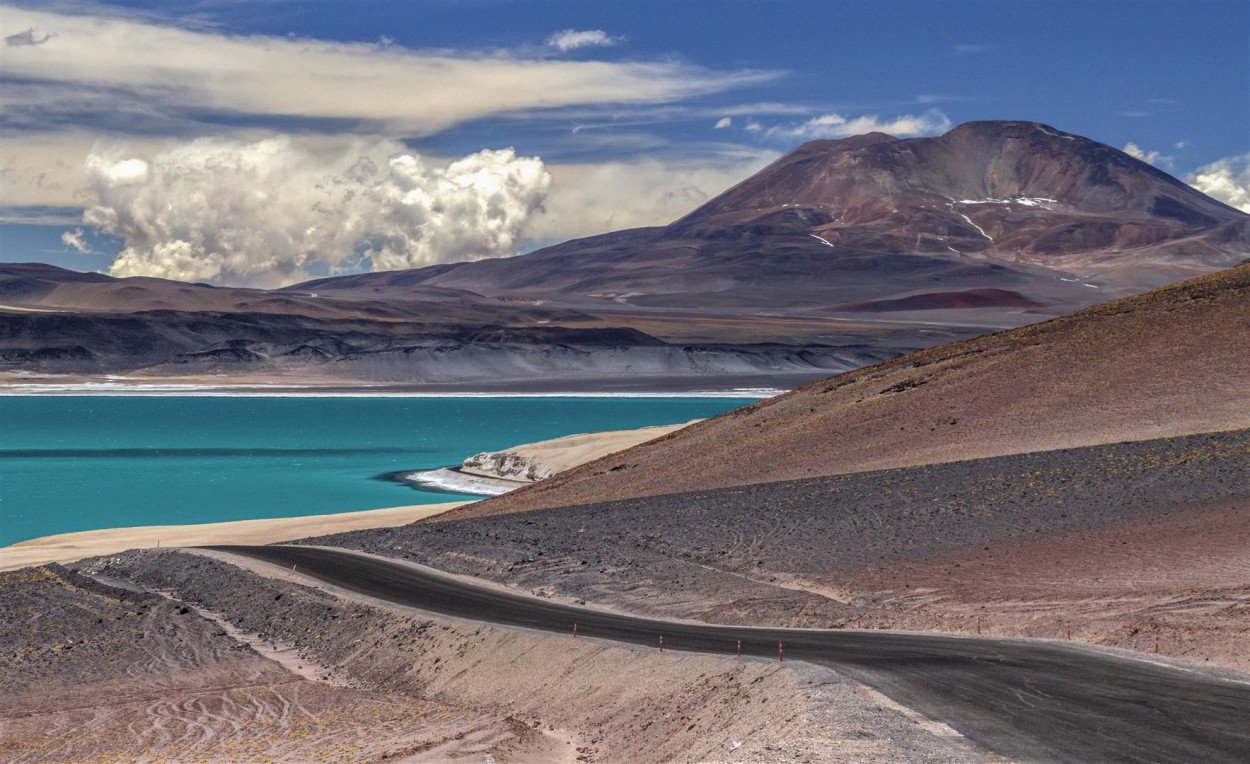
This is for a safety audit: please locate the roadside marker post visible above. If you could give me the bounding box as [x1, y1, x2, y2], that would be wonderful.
[737, 640, 742, 658]
[573, 623, 578, 638]
[659, 636, 664, 653]
[778, 640, 784, 662]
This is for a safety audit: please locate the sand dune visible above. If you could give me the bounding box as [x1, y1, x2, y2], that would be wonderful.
[0, 502, 464, 571]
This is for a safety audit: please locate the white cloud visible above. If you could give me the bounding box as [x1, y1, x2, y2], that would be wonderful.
[1122, 142, 1170, 167]
[528, 150, 777, 242]
[546, 29, 620, 52]
[60, 227, 92, 253]
[81, 136, 551, 287]
[714, 117, 733, 129]
[1187, 154, 1250, 213]
[0, 131, 177, 210]
[744, 120, 764, 133]
[0, 8, 768, 136]
[766, 110, 951, 141]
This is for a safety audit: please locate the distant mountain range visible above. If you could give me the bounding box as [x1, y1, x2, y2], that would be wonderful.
[3, 121, 1246, 389]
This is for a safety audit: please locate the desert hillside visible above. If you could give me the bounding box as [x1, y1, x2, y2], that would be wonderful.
[457, 262, 1250, 518]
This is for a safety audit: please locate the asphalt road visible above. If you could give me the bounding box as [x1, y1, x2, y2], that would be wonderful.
[206, 544, 1250, 764]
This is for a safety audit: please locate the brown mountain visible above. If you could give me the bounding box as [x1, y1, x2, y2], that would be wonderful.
[315, 121, 1248, 321]
[452, 262, 1250, 518]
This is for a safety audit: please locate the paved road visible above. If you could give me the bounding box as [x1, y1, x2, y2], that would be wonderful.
[207, 544, 1250, 763]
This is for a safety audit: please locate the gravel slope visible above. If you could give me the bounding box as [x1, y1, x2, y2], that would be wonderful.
[462, 264, 1250, 518]
[304, 429, 1250, 669]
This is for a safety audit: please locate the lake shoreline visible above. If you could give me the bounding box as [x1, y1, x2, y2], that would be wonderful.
[0, 371, 801, 398]
[0, 501, 468, 571]
[2, 396, 741, 556]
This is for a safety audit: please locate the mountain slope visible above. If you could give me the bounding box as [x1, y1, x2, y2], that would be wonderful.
[315, 121, 1248, 319]
[453, 262, 1250, 518]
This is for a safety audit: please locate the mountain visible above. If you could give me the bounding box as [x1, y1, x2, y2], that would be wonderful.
[452, 262, 1250, 517]
[3, 121, 1246, 388]
[0, 263, 880, 386]
[309, 121, 1248, 319]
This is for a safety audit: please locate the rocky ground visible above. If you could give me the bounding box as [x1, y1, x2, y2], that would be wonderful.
[305, 429, 1250, 672]
[0, 550, 1005, 763]
[0, 564, 540, 763]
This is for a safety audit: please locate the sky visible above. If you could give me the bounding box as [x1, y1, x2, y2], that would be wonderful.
[1, 0, 1247, 286]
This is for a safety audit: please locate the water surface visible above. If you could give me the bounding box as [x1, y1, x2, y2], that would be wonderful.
[0, 396, 746, 545]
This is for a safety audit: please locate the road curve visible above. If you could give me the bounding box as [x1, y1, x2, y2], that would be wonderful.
[204, 544, 1250, 764]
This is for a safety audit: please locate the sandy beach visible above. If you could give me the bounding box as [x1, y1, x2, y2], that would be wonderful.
[0, 502, 466, 571]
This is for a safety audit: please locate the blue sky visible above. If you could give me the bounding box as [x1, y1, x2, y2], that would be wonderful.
[2, 0, 1247, 285]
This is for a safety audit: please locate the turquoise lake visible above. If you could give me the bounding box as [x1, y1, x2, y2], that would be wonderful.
[0, 396, 748, 546]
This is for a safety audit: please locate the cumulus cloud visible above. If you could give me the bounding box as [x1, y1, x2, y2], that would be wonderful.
[0, 8, 769, 136]
[714, 117, 733, 129]
[60, 227, 92, 253]
[529, 150, 777, 241]
[1187, 154, 1250, 213]
[81, 136, 550, 287]
[767, 110, 950, 141]
[1122, 142, 1171, 168]
[546, 29, 620, 52]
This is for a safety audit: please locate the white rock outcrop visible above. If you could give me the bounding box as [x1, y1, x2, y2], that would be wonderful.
[460, 451, 554, 483]
[458, 420, 700, 484]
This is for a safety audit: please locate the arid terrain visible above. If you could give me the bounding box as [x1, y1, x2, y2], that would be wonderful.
[0, 565, 555, 763]
[304, 429, 1250, 673]
[465, 263, 1250, 516]
[5, 126, 1248, 760]
[1, 553, 1003, 763]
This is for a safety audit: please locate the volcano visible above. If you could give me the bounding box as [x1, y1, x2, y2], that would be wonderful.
[326, 121, 1246, 319]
